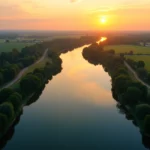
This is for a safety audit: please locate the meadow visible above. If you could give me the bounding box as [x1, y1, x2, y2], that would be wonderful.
[105, 45, 150, 54]
[126, 55, 150, 72]
[0, 41, 33, 52]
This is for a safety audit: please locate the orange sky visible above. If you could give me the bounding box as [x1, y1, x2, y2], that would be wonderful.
[0, 0, 150, 31]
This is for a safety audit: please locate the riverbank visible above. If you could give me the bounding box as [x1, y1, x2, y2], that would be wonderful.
[82, 42, 150, 137]
[0, 37, 98, 141]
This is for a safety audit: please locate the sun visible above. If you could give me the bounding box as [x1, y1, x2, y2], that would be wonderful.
[100, 16, 107, 24]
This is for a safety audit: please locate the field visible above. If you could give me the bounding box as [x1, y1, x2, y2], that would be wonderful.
[105, 45, 150, 54]
[0, 42, 34, 52]
[126, 55, 150, 72]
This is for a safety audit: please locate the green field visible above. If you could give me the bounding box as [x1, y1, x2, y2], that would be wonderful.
[126, 55, 150, 72]
[0, 42, 33, 52]
[105, 45, 150, 54]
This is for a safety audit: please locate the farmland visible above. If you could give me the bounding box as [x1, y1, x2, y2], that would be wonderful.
[105, 45, 150, 54]
[0, 41, 34, 52]
[126, 55, 150, 72]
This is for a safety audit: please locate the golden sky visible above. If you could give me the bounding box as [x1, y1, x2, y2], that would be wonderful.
[0, 0, 150, 30]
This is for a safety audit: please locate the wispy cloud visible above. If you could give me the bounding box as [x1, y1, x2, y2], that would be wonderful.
[70, 0, 81, 3]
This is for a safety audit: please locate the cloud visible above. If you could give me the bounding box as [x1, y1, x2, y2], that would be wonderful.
[70, 0, 81, 3]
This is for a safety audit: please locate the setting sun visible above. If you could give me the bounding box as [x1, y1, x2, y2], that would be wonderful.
[100, 16, 107, 24]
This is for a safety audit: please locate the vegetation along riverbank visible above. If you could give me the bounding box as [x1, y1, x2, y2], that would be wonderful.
[82, 42, 150, 138]
[0, 36, 98, 139]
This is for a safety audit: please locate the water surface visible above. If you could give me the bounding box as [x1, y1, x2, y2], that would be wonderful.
[3, 45, 146, 150]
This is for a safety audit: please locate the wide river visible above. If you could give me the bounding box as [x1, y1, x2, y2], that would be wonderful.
[3, 45, 147, 150]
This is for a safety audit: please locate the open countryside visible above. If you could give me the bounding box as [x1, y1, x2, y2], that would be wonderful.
[1, 0, 150, 150]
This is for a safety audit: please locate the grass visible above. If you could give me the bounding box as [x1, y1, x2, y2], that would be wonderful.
[105, 45, 150, 54]
[126, 55, 150, 72]
[0, 42, 33, 52]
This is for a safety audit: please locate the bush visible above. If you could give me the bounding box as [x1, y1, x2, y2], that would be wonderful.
[0, 102, 14, 120]
[136, 104, 150, 120]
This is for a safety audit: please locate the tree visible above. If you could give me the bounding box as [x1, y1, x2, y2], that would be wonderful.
[0, 72, 3, 86]
[0, 88, 14, 104]
[113, 74, 130, 94]
[0, 113, 8, 132]
[136, 104, 150, 120]
[7, 92, 22, 112]
[137, 61, 145, 68]
[137, 68, 148, 79]
[144, 115, 150, 135]
[20, 74, 41, 95]
[122, 86, 142, 106]
[0, 102, 14, 120]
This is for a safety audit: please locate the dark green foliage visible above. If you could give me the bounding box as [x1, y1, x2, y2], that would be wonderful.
[0, 113, 8, 132]
[0, 88, 14, 104]
[136, 104, 150, 120]
[113, 75, 130, 94]
[122, 87, 142, 106]
[137, 68, 148, 79]
[137, 61, 145, 68]
[20, 74, 41, 95]
[0, 103, 14, 120]
[0, 72, 3, 86]
[7, 92, 22, 112]
[144, 115, 150, 135]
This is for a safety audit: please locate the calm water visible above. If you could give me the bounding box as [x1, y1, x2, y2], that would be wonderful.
[3, 45, 146, 150]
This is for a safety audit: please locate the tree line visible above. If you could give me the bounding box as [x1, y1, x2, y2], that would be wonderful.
[82, 42, 150, 138]
[0, 51, 62, 137]
[0, 36, 98, 139]
[0, 44, 45, 87]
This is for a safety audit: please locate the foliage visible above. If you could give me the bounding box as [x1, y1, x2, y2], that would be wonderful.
[0, 102, 14, 120]
[7, 92, 22, 112]
[20, 74, 41, 95]
[0, 88, 14, 104]
[136, 104, 150, 120]
[144, 115, 150, 135]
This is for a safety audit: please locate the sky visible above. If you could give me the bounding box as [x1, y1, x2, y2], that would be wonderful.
[0, 0, 150, 31]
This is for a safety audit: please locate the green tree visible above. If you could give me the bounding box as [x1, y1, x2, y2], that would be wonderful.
[20, 74, 41, 95]
[0, 113, 8, 132]
[144, 115, 150, 135]
[0, 88, 14, 104]
[122, 86, 142, 106]
[7, 92, 22, 112]
[137, 61, 145, 68]
[135, 104, 150, 120]
[0, 102, 14, 120]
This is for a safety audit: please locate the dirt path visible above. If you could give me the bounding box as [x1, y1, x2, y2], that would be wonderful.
[124, 61, 150, 89]
[1, 48, 48, 90]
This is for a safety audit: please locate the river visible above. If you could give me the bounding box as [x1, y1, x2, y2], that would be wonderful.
[2, 45, 147, 150]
